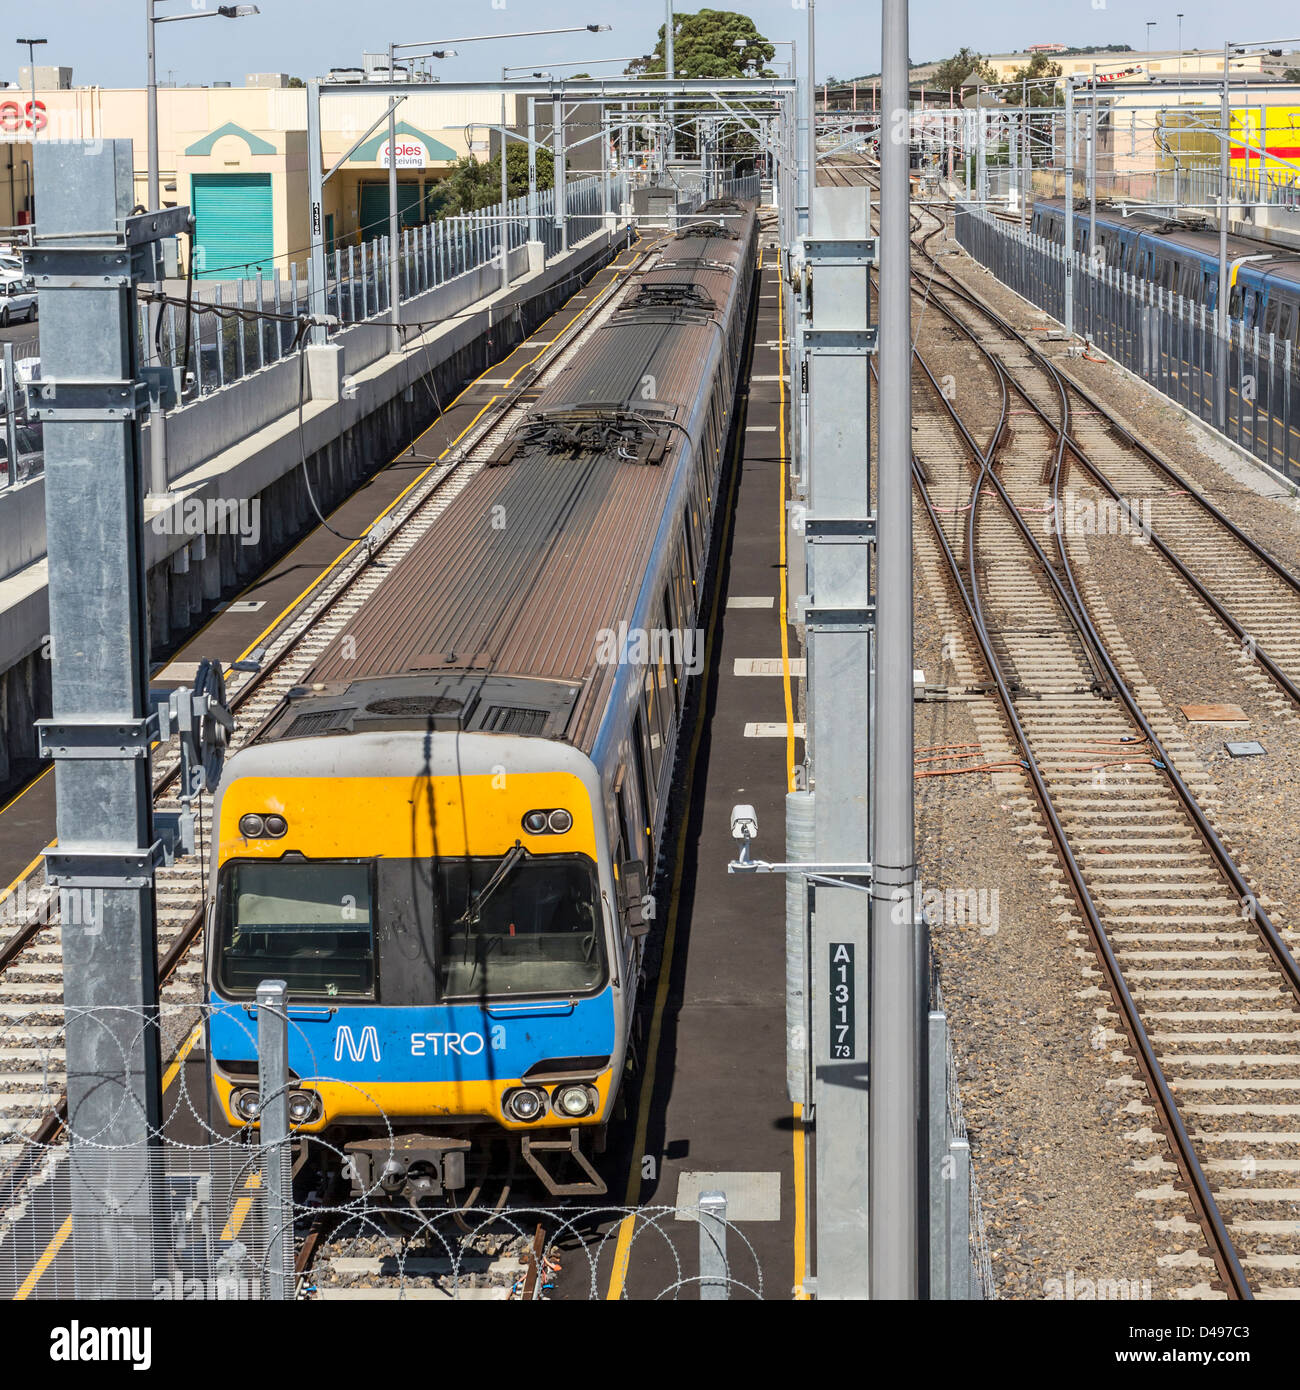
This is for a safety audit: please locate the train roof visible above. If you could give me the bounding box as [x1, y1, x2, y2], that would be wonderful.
[1034, 196, 1300, 282]
[271, 212, 756, 754]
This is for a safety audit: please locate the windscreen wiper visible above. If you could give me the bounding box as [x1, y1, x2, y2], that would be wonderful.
[459, 841, 528, 926]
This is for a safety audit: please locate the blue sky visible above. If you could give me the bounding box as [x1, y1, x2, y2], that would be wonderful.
[5, 2, 1295, 89]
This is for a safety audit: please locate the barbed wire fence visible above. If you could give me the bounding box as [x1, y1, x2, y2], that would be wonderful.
[0, 996, 765, 1301]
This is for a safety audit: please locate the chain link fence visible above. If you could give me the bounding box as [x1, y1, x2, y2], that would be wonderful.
[955, 206, 1300, 486]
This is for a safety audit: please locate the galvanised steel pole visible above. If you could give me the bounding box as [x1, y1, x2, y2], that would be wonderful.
[556, 98, 567, 252]
[806, 0, 816, 224]
[1088, 65, 1097, 268]
[38, 139, 166, 1298]
[528, 97, 538, 245]
[1064, 78, 1075, 340]
[1216, 44, 1230, 430]
[665, 0, 675, 162]
[871, 0, 920, 1300]
[307, 78, 328, 345]
[146, 2, 159, 212]
[500, 87, 510, 292]
[387, 43, 401, 346]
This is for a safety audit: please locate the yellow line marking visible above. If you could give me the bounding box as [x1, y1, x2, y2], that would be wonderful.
[0, 766, 51, 820]
[605, 246, 755, 1301]
[13, 1216, 70, 1300]
[219, 1171, 263, 1243]
[161, 1023, 203, 1094]
[775, 253, 810, 1301]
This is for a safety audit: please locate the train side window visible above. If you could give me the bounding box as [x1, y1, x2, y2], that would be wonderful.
[631, 710, 654, 850]
[1264, 298, 1280, 338]
[1280, 304, 1295, 344]
[1229, 284, 1243, 318]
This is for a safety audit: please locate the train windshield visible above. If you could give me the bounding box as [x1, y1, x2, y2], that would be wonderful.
[213, 854, 605, 1002]
[216, 860, 375, 999]
[433, 853, 605, 1000]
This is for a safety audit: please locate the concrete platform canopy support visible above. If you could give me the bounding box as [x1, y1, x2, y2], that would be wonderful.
[30, 140, 174, 1297]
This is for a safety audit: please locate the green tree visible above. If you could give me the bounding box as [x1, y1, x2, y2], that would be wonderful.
[1285, 67, 1300, 83]
[627, 8, 774, 80]
[625, 9, 774, 158]
[930, 47, 996, 96]
[435, 144, 555, 216]
[1006, 51, 1064, 106]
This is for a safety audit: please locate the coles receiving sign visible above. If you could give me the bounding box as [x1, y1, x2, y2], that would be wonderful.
[380, 139, 427, 169]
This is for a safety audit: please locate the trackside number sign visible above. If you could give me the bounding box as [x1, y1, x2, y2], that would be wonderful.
[830, 942, 855, 1059]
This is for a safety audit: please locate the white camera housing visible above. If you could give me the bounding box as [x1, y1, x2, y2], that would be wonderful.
[730, 804, 758, 841]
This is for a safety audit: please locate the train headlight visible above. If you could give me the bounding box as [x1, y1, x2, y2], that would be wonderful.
[231, 1088, 261, 1121]
[547, 808, 573, 834]
[238, 813, 265, 838]
[554, 1084, 595, 1118]
[288, 1090, 322, 1125]
[264, 814, 288, 838]
[505, 1087, 547, 1122]
[522, 810, 549, 835]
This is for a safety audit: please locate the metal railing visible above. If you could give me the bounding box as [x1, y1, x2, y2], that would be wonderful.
[956, 206, 1300, 486]
[929, 976, 995, 1299]
[0, 341, 42, 487]
[137, 172, 629, 404]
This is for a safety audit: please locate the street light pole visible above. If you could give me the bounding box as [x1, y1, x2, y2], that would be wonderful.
[1216, 41, 1230, 430]
[145, 4, 158, 210]
[665, 0, 675, 163]
[17, 37, 47, 151]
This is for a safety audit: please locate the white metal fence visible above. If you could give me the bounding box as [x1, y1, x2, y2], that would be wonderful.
[140, 171, 629, 402]
[955, 206, 1300, 485]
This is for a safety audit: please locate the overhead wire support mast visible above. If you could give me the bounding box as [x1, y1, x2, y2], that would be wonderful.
[872, 0, 921, 1299]
[24, 140, 229, 1298]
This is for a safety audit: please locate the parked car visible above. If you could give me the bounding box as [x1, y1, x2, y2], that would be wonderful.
[0, 275, 37, 327]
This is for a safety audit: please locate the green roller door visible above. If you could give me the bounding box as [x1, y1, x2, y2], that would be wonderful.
[191, 173, 274, 280]
[359, 181, 423, 241]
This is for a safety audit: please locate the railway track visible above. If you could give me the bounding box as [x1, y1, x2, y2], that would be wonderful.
[0, 238, 660, 1185]
[827, 156, 1300, 1297]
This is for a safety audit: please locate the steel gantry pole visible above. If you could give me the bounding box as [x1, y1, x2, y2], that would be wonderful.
[387, 44, 401, 346]
[1216, 43, 1231, 430]
[528, 97, 538, 244]
[501, 87, 511, 292]
[33, 140, 174, 1298]
[555, 97, 568, 252]
[1064, 77, 1075, 340]
[871, 0, 921, 1300]
[806, 0, 816, 223]
[307, 78, 328, 345]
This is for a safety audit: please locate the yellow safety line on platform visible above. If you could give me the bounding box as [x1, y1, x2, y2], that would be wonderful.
[775, 252, 811, 1301]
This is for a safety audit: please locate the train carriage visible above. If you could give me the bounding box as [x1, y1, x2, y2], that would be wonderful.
[1030, 196, 1300, 345]
[204, 201, 758, 1201]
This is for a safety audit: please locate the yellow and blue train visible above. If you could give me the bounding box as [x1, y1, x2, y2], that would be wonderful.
[205, 200, 758, 1201]
[1031, 196, 1300, 344]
